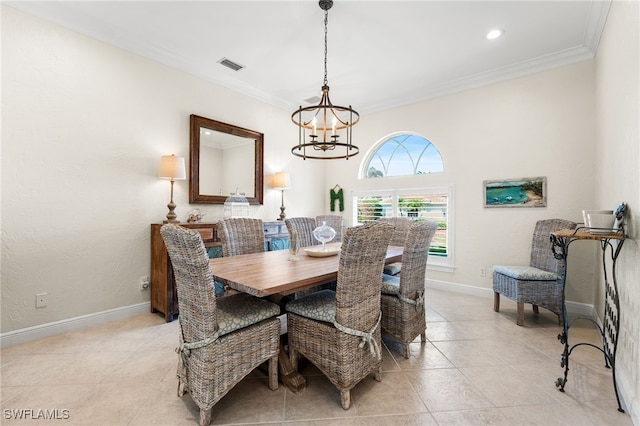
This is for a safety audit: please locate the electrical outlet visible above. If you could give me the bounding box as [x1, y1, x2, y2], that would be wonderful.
[36, 293, 48, 308]
[139, 276, 150, 291]
[480, 267, 487, 277]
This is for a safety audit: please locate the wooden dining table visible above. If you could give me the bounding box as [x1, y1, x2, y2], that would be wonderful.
[208, 242, 404, 393]
[209, 242, 404, 297]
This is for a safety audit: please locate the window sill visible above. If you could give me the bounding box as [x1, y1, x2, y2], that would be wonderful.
[427, 263, 455, 273]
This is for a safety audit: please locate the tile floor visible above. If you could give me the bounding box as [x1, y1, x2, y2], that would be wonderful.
[0, 289, 633, 425]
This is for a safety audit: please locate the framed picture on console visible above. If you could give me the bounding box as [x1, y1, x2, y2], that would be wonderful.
[483, 177, 547, 208]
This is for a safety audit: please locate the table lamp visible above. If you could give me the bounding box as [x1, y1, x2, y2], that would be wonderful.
[272, 172, 290, 221]
[159, 154, 186, 223]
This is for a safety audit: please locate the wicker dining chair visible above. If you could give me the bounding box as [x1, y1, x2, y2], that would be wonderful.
[286, 216, 336, 298]
[284, 217, 318, 248]
[378, 217, 414, 276]
[381, 220, 438, 359]
[316, 214, 344, 242]
[218, 217, 265, 257]
[493, 218, 576, 326]
[160, 224, 280, 426]
[286, 221, 393, 409]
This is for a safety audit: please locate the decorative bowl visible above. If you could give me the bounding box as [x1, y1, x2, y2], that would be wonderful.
[587, 213, 615, 232]
[305, 246, 341, 257]
[582, 210, 613, 227]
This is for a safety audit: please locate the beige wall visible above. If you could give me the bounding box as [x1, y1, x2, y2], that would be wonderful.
[595, 0, 639, 420]
[0, 5, 325, 332]
[322, 61, 598, 303]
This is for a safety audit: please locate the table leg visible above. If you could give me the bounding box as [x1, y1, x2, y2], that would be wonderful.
[278, 341, 306, 393]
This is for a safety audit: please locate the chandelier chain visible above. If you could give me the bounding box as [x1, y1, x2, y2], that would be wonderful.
[323, 9, 328, 87]
[290, 0, 360, 160]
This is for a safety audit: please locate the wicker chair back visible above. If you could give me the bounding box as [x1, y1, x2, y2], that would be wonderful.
[218, 218, 265, 256]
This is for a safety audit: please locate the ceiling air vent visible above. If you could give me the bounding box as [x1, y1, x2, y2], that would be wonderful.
[218, 57, 245, 71]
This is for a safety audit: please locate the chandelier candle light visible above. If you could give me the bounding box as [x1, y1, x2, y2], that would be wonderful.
[291, 0, 360, 160]
[272, 172, 291, 221]
[158, 154, 186, 223]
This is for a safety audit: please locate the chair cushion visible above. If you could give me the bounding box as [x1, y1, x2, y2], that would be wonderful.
[216, 293, 280, 336]
[381, 274, 400, 295]
[383, 262, 402, 276]
[285, 289, 336, 323]
[493, 265, 558, 281]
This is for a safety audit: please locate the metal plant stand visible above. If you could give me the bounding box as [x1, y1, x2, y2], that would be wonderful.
[550, 227, 626, 413]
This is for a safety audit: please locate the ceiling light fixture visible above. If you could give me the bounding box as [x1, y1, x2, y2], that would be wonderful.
[486, 28, 505, 40]
[291, 0, 360, 160]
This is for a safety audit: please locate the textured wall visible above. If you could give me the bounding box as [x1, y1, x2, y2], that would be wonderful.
[1, 5, 325, 332]
[323, 60, 598, 303]
[594, 0, 639, 420]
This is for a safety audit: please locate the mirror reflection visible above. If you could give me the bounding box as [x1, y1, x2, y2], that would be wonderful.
[199, 130, 255, 196]
[189, 115, 264, 205]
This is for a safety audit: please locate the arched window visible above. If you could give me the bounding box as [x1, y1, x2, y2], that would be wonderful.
[353, 133, 453, 271]
[363, 133, 444, 179]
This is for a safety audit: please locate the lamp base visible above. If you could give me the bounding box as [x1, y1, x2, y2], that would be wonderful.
[278, 205, 286, 221]
[165, 198, 180, 224]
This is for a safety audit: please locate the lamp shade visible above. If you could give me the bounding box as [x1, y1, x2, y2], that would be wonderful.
[272, 172, 290, 189]
[159, 154, 186, 180]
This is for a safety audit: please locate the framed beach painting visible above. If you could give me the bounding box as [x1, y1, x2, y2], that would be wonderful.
[483, 177, 547, 208]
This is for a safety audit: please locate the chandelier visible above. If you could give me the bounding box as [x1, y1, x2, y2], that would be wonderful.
[291, 0, 360, 160]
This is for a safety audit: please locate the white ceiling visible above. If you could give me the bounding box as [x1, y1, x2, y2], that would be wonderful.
[5, 1, 611, 115]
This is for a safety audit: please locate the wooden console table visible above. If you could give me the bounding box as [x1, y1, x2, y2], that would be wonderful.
[550, 227, 626, 412]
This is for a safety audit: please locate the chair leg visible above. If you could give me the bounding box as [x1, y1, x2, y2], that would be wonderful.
[557, 313, 562, 325]
[533, 304, 539, 314]
[177, 379, 187, 397]
[340, 390, 351, 409]
[517, 302, 524, 326]
[199, 408, 212, 426]
[493, 292, 500, 312]
[420, 331, 426, 342]
[374, 365, 382, 382]
[268, 354, 278, 390]
[402, 343, 410, 359]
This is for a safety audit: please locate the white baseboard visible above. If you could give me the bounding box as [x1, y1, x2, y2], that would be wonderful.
[426, 278, 492, 298]
[0, 302, 151, 348]
[0, 283, 598, 346]
[615, 367, 639, 423]
[425, 278, 597, 317]
[631, 396, 639, 426]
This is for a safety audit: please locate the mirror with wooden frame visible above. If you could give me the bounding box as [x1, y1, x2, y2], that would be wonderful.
[189, 114, 264, 205]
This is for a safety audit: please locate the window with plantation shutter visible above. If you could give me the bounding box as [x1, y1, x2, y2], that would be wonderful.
[352, 188, 454, 271]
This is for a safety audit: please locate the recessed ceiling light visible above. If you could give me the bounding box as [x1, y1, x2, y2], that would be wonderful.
[486, 28, 505, 40]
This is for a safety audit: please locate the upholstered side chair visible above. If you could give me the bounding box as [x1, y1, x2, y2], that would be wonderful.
[493, 218, 576, 326]
[218, 217, 265, 257]
[381, 220, 438, 358]
[316, 214, 344, 242]
[378, 216, 414, 276]
[160, 224, 280, 426]
[286, 221, 393, 409]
